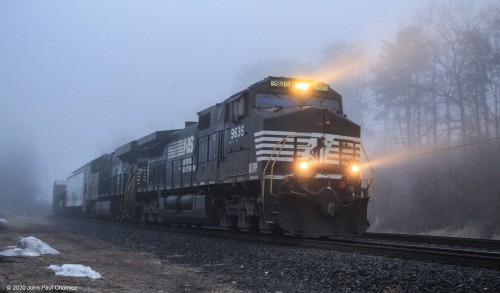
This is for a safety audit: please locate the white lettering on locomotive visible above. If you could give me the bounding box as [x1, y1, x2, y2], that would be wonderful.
[230, 125, 245, 139]
[182, 158, 195, 173]
[167, 136, 194, 159]
[248, 162, 258, 174]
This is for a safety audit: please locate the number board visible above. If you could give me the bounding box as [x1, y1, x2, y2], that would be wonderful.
[270, 80, 291, 88]
[314, 84, 329, 92]
[270, 79, 329, 92]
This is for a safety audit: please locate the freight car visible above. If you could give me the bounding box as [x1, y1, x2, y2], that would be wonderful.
[52, 180, 66, 214]
[54, 76, 372, 237]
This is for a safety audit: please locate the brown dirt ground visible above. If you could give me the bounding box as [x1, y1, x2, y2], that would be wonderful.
[0, 215, 241, 293]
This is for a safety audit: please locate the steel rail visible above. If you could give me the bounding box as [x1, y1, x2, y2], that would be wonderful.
[363, 232, 500, 250]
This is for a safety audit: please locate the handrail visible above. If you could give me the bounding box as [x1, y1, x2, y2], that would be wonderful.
[125, 173, 137, 207]
[260, 136, 294, 212]
[360, 143, 376, 199]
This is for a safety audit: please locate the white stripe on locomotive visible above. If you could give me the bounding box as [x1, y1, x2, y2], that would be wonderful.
[254, 130, 360, 164]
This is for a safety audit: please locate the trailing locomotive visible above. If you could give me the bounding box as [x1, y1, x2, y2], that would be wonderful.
[53, 76, 372, 237]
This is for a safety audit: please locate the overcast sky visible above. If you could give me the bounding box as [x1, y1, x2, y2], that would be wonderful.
[0, 0, 424, 198]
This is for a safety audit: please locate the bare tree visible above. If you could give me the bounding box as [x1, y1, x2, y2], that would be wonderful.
[484, 1, 500, 141]
[416, 1, 496, 144]
[371, 26, 432, 150]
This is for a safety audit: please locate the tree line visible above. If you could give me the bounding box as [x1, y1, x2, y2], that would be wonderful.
[370, 1, 499, 150]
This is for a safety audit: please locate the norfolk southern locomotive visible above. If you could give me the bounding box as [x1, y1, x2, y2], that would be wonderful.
[54, 76, 371, 237]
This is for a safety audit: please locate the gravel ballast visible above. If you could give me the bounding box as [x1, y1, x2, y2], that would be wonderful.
[55, 217, 500, 292]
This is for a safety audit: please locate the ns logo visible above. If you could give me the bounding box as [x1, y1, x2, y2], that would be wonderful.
[183, 136, 195, 154]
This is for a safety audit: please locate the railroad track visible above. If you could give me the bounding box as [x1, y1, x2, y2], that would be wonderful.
[297, 237, 500, 269]
[63, 216, 500, 269]
[223, 233, 500, 269]
[363, 232, 500, 250]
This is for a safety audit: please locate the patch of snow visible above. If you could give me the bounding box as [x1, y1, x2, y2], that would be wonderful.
[48, 264, 102, 279]
[0, 236, 59, 257]
[0, 218, 7, 223]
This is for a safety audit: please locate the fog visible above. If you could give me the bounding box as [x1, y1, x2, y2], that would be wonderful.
[368, 143, 500, 239]
[1, 1, 498, 237]
[1, 1, 420, 200]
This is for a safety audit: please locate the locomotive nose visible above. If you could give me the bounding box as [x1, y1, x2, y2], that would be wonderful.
[264, 107, 360, 138]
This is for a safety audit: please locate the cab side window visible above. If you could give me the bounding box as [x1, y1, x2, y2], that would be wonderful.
[225, 95, 246, 122]
[199, 112, 211, 130]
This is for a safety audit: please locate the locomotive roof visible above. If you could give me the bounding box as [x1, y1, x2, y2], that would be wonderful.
[115, 140, 138, 157]
[137, 130, 177, 147]
[228, 76, 341, 99]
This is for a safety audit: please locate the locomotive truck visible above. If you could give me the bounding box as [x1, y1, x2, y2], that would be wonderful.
[53, 76, 372, 237]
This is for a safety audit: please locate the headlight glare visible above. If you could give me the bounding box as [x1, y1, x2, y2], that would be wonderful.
[295, 160, 316, 177]
[295, 82, 310, 90]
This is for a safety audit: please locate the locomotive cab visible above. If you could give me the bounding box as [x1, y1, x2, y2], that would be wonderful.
[239, 77, 371, 237]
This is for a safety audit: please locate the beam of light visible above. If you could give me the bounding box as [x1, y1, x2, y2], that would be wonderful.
[361, 148, 423, 170]
[308, 58, 366, 85]
[293, 48, 368, 86]
[360, 137, 500, 170]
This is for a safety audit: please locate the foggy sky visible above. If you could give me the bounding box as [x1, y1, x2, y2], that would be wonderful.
[0, 0, 423, 200]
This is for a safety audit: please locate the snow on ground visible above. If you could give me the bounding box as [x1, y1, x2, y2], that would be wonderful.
[0, 236, 59, 257]
[48, 264, 102, 279]
[0, 218, 7, 223]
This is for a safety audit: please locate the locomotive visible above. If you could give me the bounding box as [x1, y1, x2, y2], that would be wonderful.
[54, 76, 371, 237]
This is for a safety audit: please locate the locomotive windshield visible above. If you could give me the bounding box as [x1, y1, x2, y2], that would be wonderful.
[255, 93, 340, 112]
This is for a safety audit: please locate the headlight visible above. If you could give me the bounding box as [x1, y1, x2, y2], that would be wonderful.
[295, 161, 316, 177]
[351, 164, 359, 173]
[295, 82, 310, 90]
[300, 161, 310, 170]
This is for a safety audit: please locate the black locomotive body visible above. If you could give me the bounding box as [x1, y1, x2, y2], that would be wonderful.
[54, 76, 370, 237]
